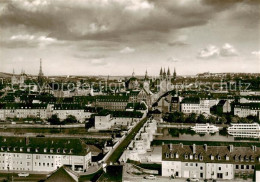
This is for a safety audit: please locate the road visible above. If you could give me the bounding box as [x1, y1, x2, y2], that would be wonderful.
[0, 172, 47, 182]
[105, 117, 148, 163]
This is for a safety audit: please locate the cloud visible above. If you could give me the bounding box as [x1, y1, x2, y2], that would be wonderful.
[90, 59, 107, 66]
[197, 45, 219, 59]
[73, 54, 107, 60]
[220, 43, 238, 57]
[1, 0, 252, 44]
[198, 43, 239, 59]
[252, 50, 260, 56]
[1, 34, 58, 48]
[167, 57, 179, 62]
[120, 47, 135, 54]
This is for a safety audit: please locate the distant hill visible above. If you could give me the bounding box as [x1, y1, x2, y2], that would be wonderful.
[0, 72, 13, 78]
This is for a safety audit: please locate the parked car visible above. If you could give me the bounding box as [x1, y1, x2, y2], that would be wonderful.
[18, 172, 29, 177]
[190, 178, 200, 182]
[144, 175, 156, 180]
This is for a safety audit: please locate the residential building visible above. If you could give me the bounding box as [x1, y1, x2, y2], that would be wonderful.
[162, 143, 259, 180]
[0, 137, 91, 172]
[94, 96, 129, 111]
[0, 103, 52, 120]
[94, 111, 114, 130]
[181, 98, 211, 115]
[234, 103, 260, 118]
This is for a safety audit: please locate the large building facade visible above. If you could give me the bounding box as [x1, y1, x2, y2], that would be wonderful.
[0, 137, 91, 172]
[162, 143, 259, 180]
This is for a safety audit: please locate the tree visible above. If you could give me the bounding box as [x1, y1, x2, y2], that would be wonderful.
[208, 116, 216, 124]
[63, 115, 78, 124]
[48, 114, 61, 125]
[197, 114, 207, 123]
[231, 116, 239, 123]
[219, 116, 227, 124]
[85, 115, 95, 129]
[186, 113, 197, 123]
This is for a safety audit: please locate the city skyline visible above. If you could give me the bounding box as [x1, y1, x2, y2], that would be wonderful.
[0, 0, 260, 76]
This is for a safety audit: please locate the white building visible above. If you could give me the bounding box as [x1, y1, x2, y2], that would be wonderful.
[234, 103, 260, 118]
[52, 104, 94, 123]
[0, 137, 91, 172]
[94, 112, 114, 130]
[181, 98, 211, 115]
[0, 103, 52, 120]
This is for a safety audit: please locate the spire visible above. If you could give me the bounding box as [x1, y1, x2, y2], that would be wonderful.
[167, 67, 170, 76]
[163, 68, 166, 78]
[39, 58, 44, 77]
[173, 67, 176, 77]
[13, 68, 15, 75]
[159, 67, 163, 76]
[145, 69, 148, 80]
[132, 69, 135, 77]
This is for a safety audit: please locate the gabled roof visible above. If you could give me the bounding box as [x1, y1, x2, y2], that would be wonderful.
[44, 166, 79, 182]
[217, 100, 227, 106]
[181, 97, 200, 104]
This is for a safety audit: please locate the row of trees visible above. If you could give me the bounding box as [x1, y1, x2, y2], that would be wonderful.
[164, 111, 259, 124]
[47, 114, 78, 125]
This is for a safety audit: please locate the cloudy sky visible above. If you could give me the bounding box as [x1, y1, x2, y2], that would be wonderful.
[0, 0, 259, 76]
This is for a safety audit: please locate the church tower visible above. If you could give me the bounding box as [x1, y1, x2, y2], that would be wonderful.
[159, 67, 163, 80]
[38, 59, 44, 86]
[167, 67, 171, 81]
[173, 67, 177, 80]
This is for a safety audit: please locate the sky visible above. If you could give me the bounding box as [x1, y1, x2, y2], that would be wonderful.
[0, 0, 260, 76]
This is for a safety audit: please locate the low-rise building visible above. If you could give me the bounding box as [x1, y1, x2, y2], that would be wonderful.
[234, 103, 260, 118]
[240, 96, 260, 103]
[181, 98, 211, 115]
[94, 111, 114, 130]
[0, 137, 91, 172]
[162, 143, 260, 180]
[95, 96, 129, 111]
[216, 100, 231, 113]
[0, 103, 51, 120]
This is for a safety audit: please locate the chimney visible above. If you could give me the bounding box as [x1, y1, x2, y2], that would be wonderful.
[193, 144, 196, 154]
[252, 145, 257, 152]
[180, 143, 183, 148]
[170, 144, 173, 151]
[204, 144, 207, 151]
[229, 145, 233, 153]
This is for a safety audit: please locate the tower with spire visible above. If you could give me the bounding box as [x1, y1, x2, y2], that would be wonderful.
[173, 67, 177, 80]
[38, 59, 45, 86]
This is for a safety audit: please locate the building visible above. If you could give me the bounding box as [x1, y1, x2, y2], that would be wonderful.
[125, 70, 139, 90]
[0, 103, 52, 120]
[0, 137, 91, 172]
[234, 103, 260, 118]
[52, 104, 93, 123]
[125, 102, 148, 116]
[158, 67, 172, 95]
[95, 96, 129, 111]
[94, 110, 143, 130]
[156, 95, 172, 113]
[170, 96, 181, 112]
[216, 100, 231, 113]
[181, 97, 211, 115]
[240, 96, 260, 103]
[11, 69, 25, 86]
[94, 111, 114, 130]
[43, 166, 79, 182]
[162, 143, 259, 180]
